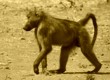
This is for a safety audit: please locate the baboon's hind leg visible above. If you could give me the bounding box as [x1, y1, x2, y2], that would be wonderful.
[50, 45, 73, 74]
[79, 28, 102, 73]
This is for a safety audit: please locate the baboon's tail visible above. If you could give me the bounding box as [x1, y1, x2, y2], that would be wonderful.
[78, 13, 98, 48]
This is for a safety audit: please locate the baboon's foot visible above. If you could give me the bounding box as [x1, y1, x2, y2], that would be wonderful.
[87, 63, 102, 73]
[42, 68, 53, 76]
[49, 69, 66, 74]
[34, 66, 39, 74]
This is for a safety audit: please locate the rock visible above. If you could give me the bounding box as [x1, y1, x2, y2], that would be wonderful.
[21, 37, 26, 40]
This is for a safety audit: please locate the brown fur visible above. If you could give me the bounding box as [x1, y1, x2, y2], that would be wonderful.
[23, 9, 102, 75]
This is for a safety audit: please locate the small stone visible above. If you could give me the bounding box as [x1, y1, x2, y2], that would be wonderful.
[101, 54, 104, 56]
[21, 38, 26, 40]
[0, 53, 4, 55]
[5, 67, 10, 70]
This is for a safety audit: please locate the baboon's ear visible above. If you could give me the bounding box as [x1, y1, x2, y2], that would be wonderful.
[33, 7, 37, 14]
[34, 7, 37, 11]
[34, 7, 44, 16]
[33, 7, 41, 15]
[26, 7, 29, 11]
[25, 7, 30, 15]
[38, 10, 44, 16]
[25, 7, 32, 16]
[25, 7, 36, 14]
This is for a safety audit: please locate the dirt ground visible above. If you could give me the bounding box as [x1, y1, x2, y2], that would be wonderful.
[0, 0, 110, 80]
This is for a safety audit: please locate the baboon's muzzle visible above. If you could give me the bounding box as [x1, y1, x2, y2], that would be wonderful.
[23, 27, 31, 31]
[23, 24, 33, 31]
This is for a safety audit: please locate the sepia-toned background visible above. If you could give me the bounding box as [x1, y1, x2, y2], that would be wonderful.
[0, 0, 110, 80]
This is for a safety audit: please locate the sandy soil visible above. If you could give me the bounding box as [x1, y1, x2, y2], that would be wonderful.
[0, 0, 110, 80]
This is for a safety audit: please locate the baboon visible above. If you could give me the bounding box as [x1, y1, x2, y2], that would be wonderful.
[23, 9, 102, 75]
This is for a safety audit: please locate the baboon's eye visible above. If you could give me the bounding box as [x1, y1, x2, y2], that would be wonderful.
[27, 15, 31, 19]
[35, 13, 40, 17]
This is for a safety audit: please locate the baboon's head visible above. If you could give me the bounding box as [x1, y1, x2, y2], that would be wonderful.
[23, 9, 43, 31]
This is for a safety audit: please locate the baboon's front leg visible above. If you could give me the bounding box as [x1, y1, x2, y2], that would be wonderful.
[33, 47, 51, 74]
[33, 34, 52, 74]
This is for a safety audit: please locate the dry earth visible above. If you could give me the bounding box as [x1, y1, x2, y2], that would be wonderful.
[0, 0, 110, 80]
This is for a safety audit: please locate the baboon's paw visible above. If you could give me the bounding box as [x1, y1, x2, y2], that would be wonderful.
[87, 64, 102, 74]
[49, 69, 65, 74]
[34, 68, 39, 74]
[41, 69, 53, 76]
